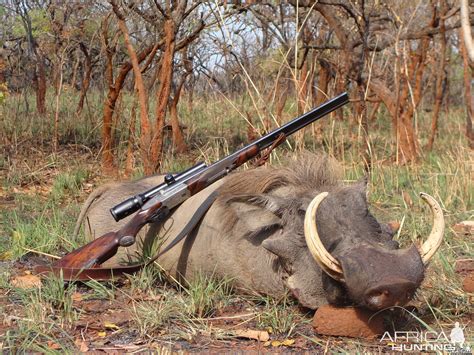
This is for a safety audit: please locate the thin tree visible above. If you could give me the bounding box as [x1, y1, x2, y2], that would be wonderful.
[111, 1, 154, 173]
[459, 28, 474, 149]
[100, 13, 156, 171]
[427, 0, 447, 151]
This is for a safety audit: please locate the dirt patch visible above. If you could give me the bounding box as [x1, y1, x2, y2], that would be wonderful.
[455, 259, 474, 293]
[462, 273, 474, 293]
[456, 259, 474, 274]
[312, 305, 385, 339]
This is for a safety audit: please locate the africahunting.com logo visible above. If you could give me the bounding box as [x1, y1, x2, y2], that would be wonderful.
[380, 322, 471, 353]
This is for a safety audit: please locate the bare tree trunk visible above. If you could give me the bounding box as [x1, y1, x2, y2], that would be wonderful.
[70, 49, 80, 90]
[170, 75, 188, 153]
[151, 18, 176, 172]
[311, 61, 330, 137]
[53, 52, 64, 152]
[113, 5, 153, 174]
[308, 50, 317, 107]
[297, 60, 309, 115]
[124, 104, 136, 177]
[315, 60, 330, 106]
[427, 0, 447, 151]
[460, 28, 474, 149]
[355, 85, 370, 169]
[275, 68, 289, 123]
[77, 43, 92, 114]
[102, 45, 155, 172]
[460, 0, 474, 63]
[393, 37, 430, 163]
[183, 48, 194, 113]
[368, 102, 380, 121]
[102, 89, 117, 171]
[36, 52, 47, 115]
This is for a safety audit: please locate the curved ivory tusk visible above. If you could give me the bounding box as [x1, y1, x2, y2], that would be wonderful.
[418, 192, 445, 264]
[304, 192, 344, 282]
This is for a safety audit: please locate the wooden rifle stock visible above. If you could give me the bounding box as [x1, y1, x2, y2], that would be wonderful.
[54, 232, 120, 269]
[44, 202, 163, 270]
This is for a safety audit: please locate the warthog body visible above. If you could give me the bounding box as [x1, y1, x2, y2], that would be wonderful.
[75, 154, 436, 310]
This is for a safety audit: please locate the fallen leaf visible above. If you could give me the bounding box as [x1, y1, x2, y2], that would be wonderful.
[263, 341, 271, 347]
[282, 339, 295, 346]
[97, 331, 106, 338]
[3, 316, 14, 327]
[71, 292, 83, 303]
[104, 321, 120, 330]
[452, 221, 474, 235]
[0, 251, 13, 261]
[271, 339, 295, 347]
[234, 329, 269, 342]
[74, 339, 89, 353]
[11, 274, 42, 289]
[47, 340, 61, 350]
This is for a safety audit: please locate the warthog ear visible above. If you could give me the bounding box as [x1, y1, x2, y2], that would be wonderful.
[262, 235, 297, 261]
[226, 194, 288, 218]
[225, 194, 284, 237]
[355, 175, 369, 200]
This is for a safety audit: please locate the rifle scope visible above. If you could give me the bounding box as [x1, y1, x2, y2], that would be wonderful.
[110, 162, 207, 221]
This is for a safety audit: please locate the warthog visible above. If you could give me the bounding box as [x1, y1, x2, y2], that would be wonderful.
[74, 154, 444, 310]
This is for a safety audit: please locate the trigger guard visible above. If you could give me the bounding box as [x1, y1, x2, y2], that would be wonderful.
[150, 206, 170, 223]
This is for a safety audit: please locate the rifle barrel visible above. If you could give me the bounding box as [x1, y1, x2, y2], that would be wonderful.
[256, 92, 349, 150]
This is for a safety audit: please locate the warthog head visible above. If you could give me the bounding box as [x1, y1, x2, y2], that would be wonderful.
[302, 185, 444, 310]
[221, 155, 445, 311]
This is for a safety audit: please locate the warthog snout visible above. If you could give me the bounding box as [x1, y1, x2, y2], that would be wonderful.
[364, 278, 417, 310]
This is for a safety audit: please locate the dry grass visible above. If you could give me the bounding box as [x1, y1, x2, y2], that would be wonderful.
[0, 90, 472, 352]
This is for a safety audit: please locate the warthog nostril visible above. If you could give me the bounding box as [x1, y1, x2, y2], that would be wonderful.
[365, 280, 417, 310]
[366, 290, 392, 309]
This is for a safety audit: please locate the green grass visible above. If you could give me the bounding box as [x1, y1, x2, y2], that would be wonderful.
[1, 199, 82, 259]
[51, 169, 90, 201]
[4, 273, 78, 352]
[130, 288, 185, 337]
[184, 272, 234, 318]
[255, 296, 300, 336]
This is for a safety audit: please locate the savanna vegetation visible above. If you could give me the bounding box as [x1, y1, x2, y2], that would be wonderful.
[0, 0, 472, 352]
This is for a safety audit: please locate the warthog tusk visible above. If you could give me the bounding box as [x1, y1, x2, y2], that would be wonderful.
[418, 192, 445, 264]
[304, 192, 344, 282]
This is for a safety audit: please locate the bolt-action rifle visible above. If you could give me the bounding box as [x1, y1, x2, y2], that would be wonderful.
[35, 92, 349, 280]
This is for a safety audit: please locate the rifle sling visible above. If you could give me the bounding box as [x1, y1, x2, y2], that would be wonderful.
[35, 191, 218, 281]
